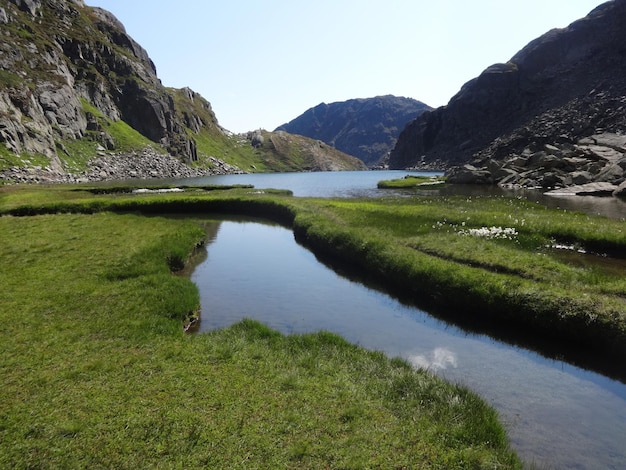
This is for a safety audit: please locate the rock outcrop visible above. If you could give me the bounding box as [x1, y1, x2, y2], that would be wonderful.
[0, 0, 209, 164]
[276, 95, 431, 166]
[389, 0, 626, 194]
[447, 132, 626, 193]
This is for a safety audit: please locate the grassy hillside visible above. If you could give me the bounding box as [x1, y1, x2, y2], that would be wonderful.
[247, 130, 367, 172]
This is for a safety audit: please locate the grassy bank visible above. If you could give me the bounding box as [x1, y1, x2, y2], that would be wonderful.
[1, 184, 625, 369]
[2, 182, 626, 465]
[0, 205, 520, 468]
[377, 174, 446, 189]
[291, 196, 626, 375]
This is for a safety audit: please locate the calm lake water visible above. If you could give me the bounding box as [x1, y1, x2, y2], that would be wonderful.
[175, 169, 626, 219]
[180, 171, 626, 469]
[175, 169, 440, 198]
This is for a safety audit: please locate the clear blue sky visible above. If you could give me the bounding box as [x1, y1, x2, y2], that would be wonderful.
[84, 0, 604, 133]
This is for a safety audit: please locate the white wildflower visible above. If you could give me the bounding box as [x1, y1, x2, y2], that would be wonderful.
[458, 226, 518, 240]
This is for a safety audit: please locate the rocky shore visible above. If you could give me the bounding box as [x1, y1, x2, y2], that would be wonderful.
[0, 148, 244, 184]
[446, 132, 626, 198]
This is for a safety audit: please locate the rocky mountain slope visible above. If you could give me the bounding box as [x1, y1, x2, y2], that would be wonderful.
[389, 0, 626, 194]
[276, 96, 431, 166]
[0, 0, 363, 184]
[244, 129, 366, 172]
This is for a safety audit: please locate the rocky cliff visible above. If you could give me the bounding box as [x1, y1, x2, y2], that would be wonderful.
[389, 0, 626, 193]
[276, 95, 431, 166]
[0, 0, 206, 163]
[0, 0, 363, 183]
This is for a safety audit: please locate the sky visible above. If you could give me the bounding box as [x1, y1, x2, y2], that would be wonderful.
[84, 0, 604, 134]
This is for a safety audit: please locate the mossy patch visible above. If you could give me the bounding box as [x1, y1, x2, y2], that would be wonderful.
[378, 174, 446, 188]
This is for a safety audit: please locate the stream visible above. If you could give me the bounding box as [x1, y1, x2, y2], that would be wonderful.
[174, 171, 626, 469]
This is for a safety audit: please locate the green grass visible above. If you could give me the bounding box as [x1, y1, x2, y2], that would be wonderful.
[50, 100, 163, 173]
[2, 183, 626, 466]
[0, 208, 520, 468]
[59, 137, 101, 172]
[289, 195, 626, 369]
[0, 69, 26, 89]
[378, 174, 446, 188]
[104, 118, 161, 152]
[82, 99, 160, 154]
[193, 130, 268, 172]
[0, 143, 51, 172]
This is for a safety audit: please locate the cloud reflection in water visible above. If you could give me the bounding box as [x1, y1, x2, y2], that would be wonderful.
[408, 347, 458, 371]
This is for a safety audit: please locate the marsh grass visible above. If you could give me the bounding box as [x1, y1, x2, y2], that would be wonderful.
[0, 209, 520, 468]
[1, 184, 625, 467]
[378, 174, 446, 188]
[1, 186, 625, 362]
[289, 195, 626, 369]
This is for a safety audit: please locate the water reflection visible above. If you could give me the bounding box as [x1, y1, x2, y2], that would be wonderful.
[187, 219, 626, 470]
[407, 347, 458, 371]
[170, 170, 626, 220]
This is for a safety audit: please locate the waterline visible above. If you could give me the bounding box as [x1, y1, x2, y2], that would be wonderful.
[188, 219, 626, 470]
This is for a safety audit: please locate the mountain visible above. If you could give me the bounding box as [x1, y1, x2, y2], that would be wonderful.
[276, 96, 431, 166]
[244, 129, 366, 172]
[0, 0, 363, 184]
[389, 0, 626, 194]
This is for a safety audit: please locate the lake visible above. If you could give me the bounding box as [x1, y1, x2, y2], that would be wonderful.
[174, 169, 626, 220]
[174, 169, 436, 198]
[179, 171, 626, 469]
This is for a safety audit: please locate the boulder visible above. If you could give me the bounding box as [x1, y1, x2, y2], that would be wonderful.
[446, 165, 493, 184]
[540, 172, 567, 189]
[580, 144, 624, 163]
[493, 167, 519, 182]
[571, 171, 593, 185]
[612, 180, 626, 198]
[248, 130, 264, 148]
[545, 182, 618, 196]
[527, 152, 563, 169]
[594, 162, 625, 183]
[453, 131, 626, 194]
[584, 133, 626, 151]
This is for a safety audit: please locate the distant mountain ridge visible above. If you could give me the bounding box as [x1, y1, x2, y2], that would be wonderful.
[276, 95, 431, 166]
[389, 0, 626, 193]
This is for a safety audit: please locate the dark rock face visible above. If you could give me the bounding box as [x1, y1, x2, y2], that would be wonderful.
[0, 0, 220, 169]
[390, 0, 626, 184]
[276, 95, 431, 166]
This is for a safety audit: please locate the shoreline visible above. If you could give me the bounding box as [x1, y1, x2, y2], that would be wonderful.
[0, 147, 244, 185]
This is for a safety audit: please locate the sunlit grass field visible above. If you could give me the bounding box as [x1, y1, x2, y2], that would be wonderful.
[2, 181, 626, 467]
[0, 186, 523, 468]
